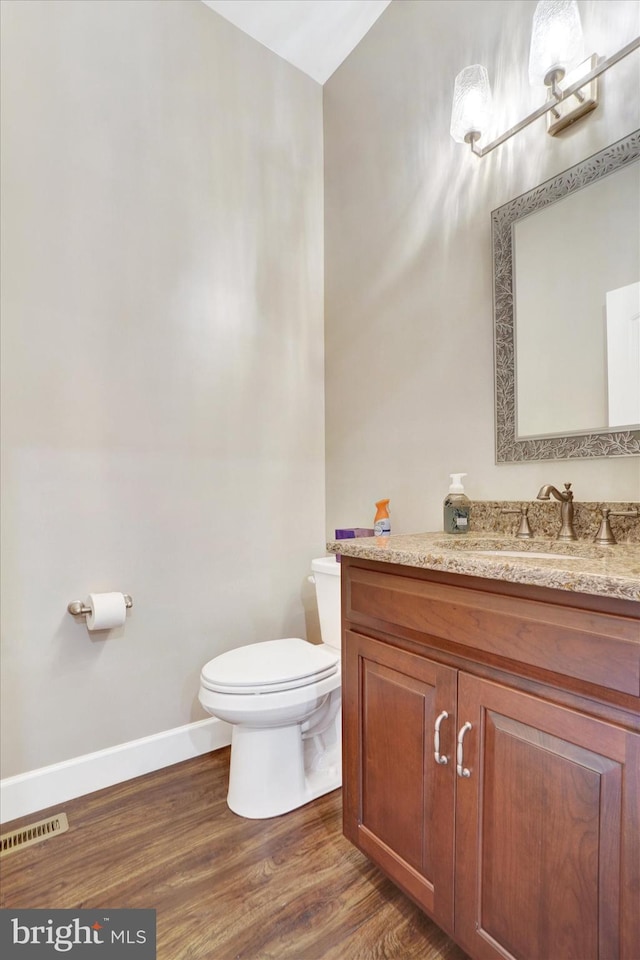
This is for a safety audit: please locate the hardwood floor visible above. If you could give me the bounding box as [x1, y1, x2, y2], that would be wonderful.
[0, 749, 470, 960]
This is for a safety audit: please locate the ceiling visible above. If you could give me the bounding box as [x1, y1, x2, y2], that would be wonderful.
[201, 0, 392, 84]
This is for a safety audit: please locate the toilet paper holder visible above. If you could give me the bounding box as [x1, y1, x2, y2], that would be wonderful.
[67, 595, 133, 617]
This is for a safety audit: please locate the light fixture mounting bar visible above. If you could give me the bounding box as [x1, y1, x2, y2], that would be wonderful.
[470, 35, 640, 157]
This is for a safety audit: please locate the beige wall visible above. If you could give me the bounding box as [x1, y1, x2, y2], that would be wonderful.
[0, 0, 324, 777]
[324, 0, 640, 539]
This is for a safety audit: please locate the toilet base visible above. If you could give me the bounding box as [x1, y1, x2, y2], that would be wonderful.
[226, 708, 341, 819]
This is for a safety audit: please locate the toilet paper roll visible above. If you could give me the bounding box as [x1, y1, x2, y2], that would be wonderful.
[86, 592, 127, 631]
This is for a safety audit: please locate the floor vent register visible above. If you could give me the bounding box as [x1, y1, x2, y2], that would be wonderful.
[0, 813, 69, 858]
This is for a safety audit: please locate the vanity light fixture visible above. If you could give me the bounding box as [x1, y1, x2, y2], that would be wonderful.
[450, 0, 640, 157]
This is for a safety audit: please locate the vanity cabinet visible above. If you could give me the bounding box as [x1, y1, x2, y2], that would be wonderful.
[341, 557, 640, 960]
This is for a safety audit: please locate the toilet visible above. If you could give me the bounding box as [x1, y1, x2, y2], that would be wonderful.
[198, 556, 342, 819]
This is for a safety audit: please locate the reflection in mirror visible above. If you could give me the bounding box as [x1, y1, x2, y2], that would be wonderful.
[493, 130, 640, 462]
[515, 163, 640, 436]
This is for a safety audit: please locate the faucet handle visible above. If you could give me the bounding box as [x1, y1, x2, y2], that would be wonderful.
[501, 505, 533, 539]
[515, 505, 533, 539]
[597, 506, 640, 545]
[594, 508, 616, 545]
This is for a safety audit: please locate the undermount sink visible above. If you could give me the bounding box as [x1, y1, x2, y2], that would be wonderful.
[475, 550, 583, 560]
[433, 538, 609, 561]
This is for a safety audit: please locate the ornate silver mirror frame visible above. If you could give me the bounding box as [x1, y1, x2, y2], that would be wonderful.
[493, 130, 640, 462]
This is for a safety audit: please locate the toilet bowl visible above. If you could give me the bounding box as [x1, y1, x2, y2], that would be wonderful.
[198, 556, 342, 819]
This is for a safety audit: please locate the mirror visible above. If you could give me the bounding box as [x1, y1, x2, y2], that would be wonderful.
[493, 130, 640, 462]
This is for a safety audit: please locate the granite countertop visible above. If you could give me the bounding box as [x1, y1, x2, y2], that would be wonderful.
[326, 532, 640, 603]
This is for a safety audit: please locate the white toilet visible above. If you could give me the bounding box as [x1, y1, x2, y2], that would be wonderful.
[198, 556, 342, 819]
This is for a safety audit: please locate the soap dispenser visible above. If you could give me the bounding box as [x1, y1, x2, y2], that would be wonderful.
[443, 474, 470, 534]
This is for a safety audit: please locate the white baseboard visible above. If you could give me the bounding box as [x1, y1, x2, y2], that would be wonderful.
[0, 717, 232, 825]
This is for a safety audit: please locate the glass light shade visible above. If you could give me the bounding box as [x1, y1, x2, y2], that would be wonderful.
[450, 64, 493, 143]
[529, 0, 585, 86]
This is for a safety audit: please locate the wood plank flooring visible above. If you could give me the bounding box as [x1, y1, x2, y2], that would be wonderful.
[0, 749, 470, 960]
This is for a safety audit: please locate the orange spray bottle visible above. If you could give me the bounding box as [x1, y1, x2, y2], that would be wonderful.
[373, 499, 390, 537]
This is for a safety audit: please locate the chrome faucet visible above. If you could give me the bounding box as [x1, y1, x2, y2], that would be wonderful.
[536, 482, 577, 541]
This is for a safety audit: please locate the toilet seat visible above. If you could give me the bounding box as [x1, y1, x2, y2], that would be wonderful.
[200, 637, 339, 695]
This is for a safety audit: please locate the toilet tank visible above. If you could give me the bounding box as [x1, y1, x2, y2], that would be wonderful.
[311, 556, 341, 650]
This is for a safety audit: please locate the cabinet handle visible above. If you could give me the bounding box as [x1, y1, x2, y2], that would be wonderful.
[456, 721, 473, 778]
[434, 710, 449, 765]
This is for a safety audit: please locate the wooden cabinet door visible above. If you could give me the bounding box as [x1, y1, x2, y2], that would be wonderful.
[455, 674, 640, 960]
[342, 630, 458, 930]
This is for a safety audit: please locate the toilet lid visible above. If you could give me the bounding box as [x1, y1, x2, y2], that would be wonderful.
[200, 637, 339, 695]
